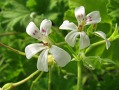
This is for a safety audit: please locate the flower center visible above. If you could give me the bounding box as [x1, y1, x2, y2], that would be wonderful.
[77, 21, 86, 32]
[77, 14, 86, 32]
[42, 39, 52, 48]
[78, 25, 83, 32]
[43, 42, 49, 46]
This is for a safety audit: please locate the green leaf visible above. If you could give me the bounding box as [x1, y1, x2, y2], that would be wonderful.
[26, 0, 49, 13]
[109, 24, 119, 41]
[0, 0, 31, 31]
[64, 9, 77, 24]
[107, 0, 119, 22]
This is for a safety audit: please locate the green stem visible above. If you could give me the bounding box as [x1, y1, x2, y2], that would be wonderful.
[30, 72, 44, 90]
[48, 66, 52, 90]
[0, 32, 19, 37]
[85, 40, 105, 53]
[0, 42, 25, 56]
[2, 70, 40, 90]
[85, 35, 118, 54]
[0, 42, 38, 58]
[13, 70, 40, 87]
[77, 61, 82, 90]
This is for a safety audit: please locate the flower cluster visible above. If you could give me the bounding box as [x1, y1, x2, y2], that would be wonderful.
[25, 6, 110, 72]
[25, 19, 71, 72]
[59, 6, 110, 49]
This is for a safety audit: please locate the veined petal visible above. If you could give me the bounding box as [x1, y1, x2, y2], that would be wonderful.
[75, 6, 85, 23]
[94, 31, 106, 39]
[25, 43, 48, 59]
[49, 45, 71, 67]
[26, 22, 42, 40]
[59, 20, 78, 31]
[37, 49, 49, 72]
[40, 19, 52, 36]
[105, 39, 111, 50]
[65, 31, 80, 47]
[94, 31, 110, 49]
[79, 31, 90, 49]
[86, 11, 101, 25]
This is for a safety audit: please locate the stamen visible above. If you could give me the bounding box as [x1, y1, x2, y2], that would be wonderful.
[43, 43, 48, 46]
[78, 25, 83, 32]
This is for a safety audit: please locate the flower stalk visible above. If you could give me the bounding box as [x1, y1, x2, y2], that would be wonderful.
[0, 42, 25, 56]
[13, 70, 40, 86]
[0, 42, 38, 59]
[2, 70, 40, 90]
[77, 61, 82, 90]
[48, 66, 52, 90]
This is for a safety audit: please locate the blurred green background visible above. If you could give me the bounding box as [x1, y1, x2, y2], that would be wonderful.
[0, 0, 119, 90]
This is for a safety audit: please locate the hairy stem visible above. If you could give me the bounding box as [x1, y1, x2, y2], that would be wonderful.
[0, 42, 38, 58]
[0, 32, 19, 37]
[77, 61, 82, 90]
[48, 66, 52, 90]
[0, 42, 25, 56]
[85, 35, 118, 54]
[1, 70, 41, 89]
[13, 70, 40, 87]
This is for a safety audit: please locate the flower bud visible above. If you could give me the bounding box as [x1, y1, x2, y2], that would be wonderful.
[2, 83, 13, 90]
[48, 55, 55, 66]
[30, 12, 36, 18]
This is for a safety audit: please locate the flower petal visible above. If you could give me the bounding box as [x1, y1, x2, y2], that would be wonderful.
[37, 49, 49, 72]
[94, 31, 110, 49]
[59, 20, 78, 31]
[49, 45, 71, 67]
[86, 11, 101, 25]
[65, 31, 80, 47]
[75, 6, 85, 23]
[26, 22, 42, 40]
[79, 31, 90, 49]
[40, 19, 52, 36]
[25, 43, 48, 59]
[105, 39, 111, 50]
[94, 31, 106, 39]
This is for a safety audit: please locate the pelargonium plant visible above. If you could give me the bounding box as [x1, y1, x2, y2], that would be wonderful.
[1, 5, 116, 90]
[25, 19, 71, 72]
[59, 6, 110, 50]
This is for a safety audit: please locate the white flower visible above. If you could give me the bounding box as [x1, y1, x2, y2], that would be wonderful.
[94, 31, 110, 50]
[25, 19, 71, 72]
[59, 6, 101, 49]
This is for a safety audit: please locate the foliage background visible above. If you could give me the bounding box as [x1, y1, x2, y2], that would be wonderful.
[0, 0, 119, 90]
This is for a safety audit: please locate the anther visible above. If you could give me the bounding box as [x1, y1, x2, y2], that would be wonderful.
[43, 43, 48, 46]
